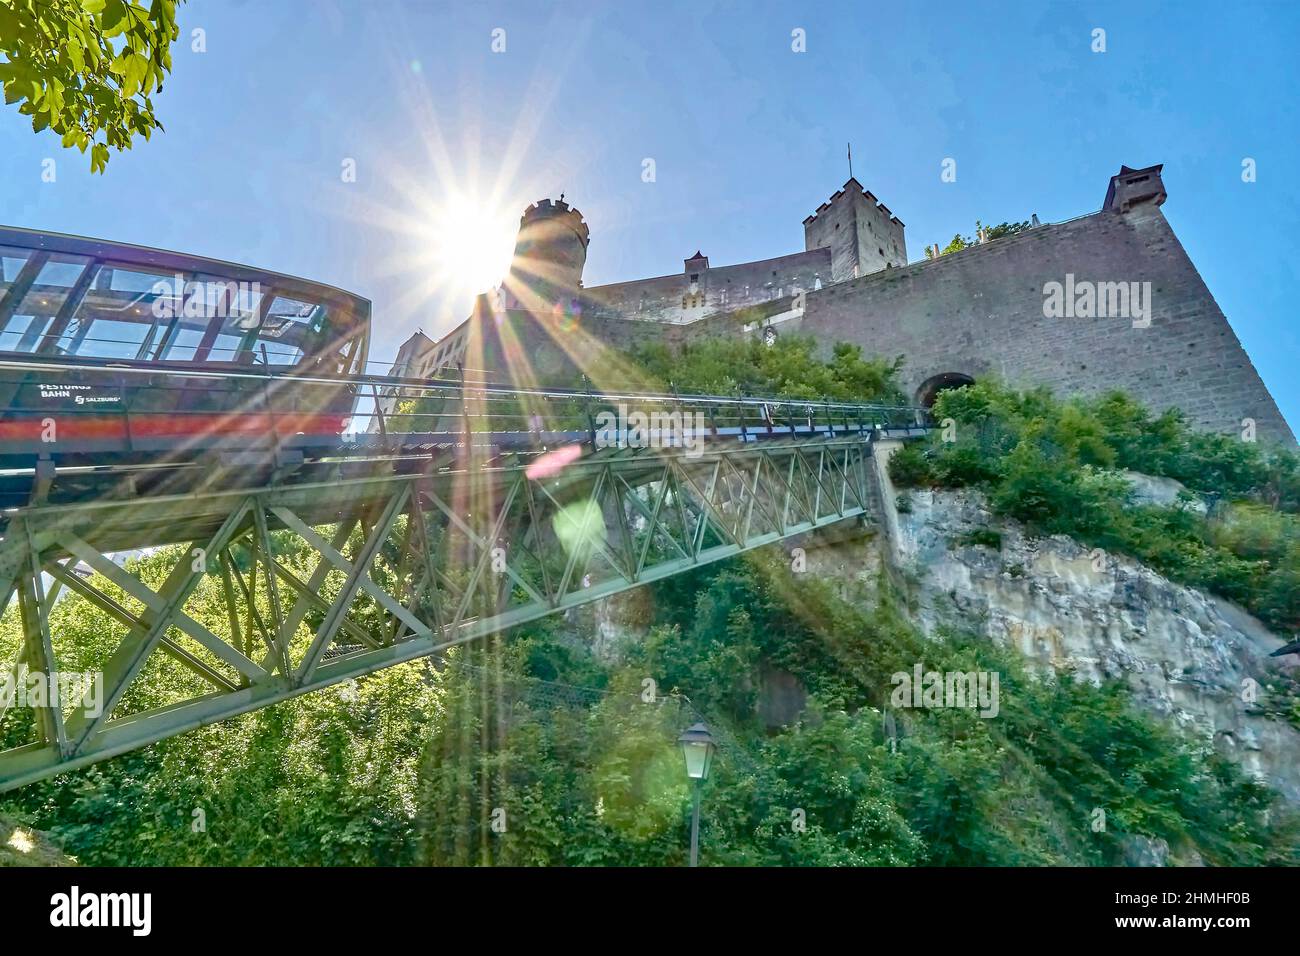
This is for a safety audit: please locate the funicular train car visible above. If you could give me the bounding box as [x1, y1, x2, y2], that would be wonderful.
[0, 226, 371, 472]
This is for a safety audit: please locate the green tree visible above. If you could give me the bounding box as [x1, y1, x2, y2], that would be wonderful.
[629, 335, 905, 404]
[929, 219, 1033, 258]
[0, 0, 183, 173]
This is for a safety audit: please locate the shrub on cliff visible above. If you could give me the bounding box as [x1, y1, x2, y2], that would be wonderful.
[891, 380, 1300, 631]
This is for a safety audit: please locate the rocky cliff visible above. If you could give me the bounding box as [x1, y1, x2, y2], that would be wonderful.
[868, 437, 1300, 805]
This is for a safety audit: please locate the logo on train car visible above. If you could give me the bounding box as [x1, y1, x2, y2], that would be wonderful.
[38, 384, 121, 405]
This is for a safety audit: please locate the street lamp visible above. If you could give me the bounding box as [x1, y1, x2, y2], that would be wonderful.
[678, 722, 716, 867]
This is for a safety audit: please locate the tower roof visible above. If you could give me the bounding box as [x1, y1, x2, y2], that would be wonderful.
[684, 250, 709, 271]
[1103, 163, 1166, 212]
[519, 197, 590, 246]
[804, 179, 905, 227]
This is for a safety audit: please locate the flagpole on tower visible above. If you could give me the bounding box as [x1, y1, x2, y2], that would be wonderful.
[847, 142, 853, 180]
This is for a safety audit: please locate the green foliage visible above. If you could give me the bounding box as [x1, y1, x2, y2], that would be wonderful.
[415, 558, 1299, 865]
[927, 220, 1033, 257]
[629, 335, 906, 404]
[6, 664, 435, 866]
[886, 443, 930, 487]
[383, 334, 906, 437]
[894, 380, 1300, 631]
[0, 0, 183, 172]
[956, 528, 1003, 551]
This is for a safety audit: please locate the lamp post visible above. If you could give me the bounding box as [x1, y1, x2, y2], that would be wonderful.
[678, 722, 716, 867]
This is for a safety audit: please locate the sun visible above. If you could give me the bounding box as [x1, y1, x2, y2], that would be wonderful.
[345, 174, 526, 346]
[425, 193, 519, 305]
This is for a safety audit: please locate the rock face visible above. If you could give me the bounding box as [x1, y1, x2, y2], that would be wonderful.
[572, 586, 655, 664]
[887, 486, 1300, 804]
[1, 813, 75, 866]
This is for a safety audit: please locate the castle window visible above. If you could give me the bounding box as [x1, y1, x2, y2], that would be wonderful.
[690, 274, 698, 283]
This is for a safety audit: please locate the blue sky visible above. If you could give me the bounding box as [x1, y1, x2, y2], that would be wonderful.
[3, 0, 1298, 425]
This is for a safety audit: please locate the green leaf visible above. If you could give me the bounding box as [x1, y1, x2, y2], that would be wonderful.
[99, 0, 129, 37]
[66, 40, 86, 74]
[121, 52, 148, 97]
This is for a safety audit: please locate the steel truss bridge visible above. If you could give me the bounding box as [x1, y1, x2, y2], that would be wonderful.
[0, 361, 930, 791]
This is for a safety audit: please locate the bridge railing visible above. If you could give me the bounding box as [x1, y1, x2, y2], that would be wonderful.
[365, 374, 931, 443]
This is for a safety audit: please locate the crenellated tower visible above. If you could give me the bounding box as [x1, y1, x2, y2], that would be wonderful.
[802, 178, 907, 282]
[504, 197, 590, 309]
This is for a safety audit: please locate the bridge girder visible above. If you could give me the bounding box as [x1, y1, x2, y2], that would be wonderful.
[0, 435, 884, 792]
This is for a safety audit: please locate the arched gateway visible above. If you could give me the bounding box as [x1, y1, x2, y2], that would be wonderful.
[915, 372, 975, 407]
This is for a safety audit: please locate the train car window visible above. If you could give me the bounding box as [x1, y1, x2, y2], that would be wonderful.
[0, 253, 92, 353]
[35, 257, 91, 287]
[0, 315, 39, 352]
[155, 275, 259, 362]
[254, 295, 320, 366]
[158, 326, 202, 361]
[63, 263, 175, 358]
[0, 247, 31, 291]
[307, 324, 357, 375]
[99, 266, 170, 293]
[0, 234, 367, 395]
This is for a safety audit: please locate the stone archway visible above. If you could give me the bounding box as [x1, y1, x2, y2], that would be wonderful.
[915, 372, 975, 408]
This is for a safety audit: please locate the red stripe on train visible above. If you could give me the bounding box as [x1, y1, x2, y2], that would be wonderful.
[0, 413, 349, 442]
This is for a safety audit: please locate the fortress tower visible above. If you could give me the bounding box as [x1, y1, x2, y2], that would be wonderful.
[803, 178, 907, 282]
[1103, 163, 1168, 214]
[504, 197, 590, 309]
